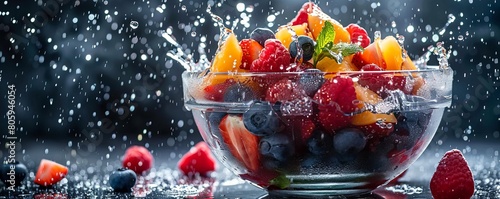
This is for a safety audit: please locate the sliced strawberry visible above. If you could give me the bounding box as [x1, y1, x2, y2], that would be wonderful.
[239, 39, 263, 70]
[34, 159, 68, 186]
[219, 114, 260, 172]
[290, 2, 318, 26]
[203, 79, 235, 101]
[178, 141, 217, 175]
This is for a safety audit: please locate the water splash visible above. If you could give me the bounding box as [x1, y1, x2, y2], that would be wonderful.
[438, 14, 456, 35]
[130, 21, 139, 29]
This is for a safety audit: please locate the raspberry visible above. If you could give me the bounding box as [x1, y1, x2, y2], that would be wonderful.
[251, 39, 292, 72]
[265, 78, 308, 104]
[313, 76, 357, 131]
[178, 142, 217, 176]
[122, 145, 154, 175]
[358, 64, 412, 97]
[430, 149, 475, 199]
[346, 23, 371, 48]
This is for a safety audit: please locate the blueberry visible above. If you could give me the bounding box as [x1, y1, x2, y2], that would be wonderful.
[250, 28, 275, 47]
[223, 83, 256, 102]
[0, 161, 28, 186]
[109, 168, 137, 192]
[333, 128, 367, 156]
[307, 129, 333, 155]
[299, 69, 325, 96]
[243, 101, 280, 136]
[208, 112, 226, 135]
[289, 36, 315, 61]
[259, 133, 294, 162]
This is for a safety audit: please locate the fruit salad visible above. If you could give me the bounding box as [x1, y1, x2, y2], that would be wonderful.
[182, 2, 453, 194]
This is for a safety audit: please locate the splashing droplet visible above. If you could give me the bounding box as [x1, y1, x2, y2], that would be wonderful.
[130, 20, 139, 29]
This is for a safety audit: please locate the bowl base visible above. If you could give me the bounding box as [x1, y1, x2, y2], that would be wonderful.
[263, 173, 388, 198]
[268, 189, 373, 198]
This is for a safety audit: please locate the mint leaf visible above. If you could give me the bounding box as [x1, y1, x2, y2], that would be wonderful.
[315, 42, 364, 65]
[270, 174, 290, 189]
[313, 21, 336, 66]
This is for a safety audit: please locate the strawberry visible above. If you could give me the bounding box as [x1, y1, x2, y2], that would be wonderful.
[34, 159, 68, 186]
[178, 141, 217, 175]
[313, 76, 357, 131]
[358, 64, 412, 97]
[122, 145, 154, 175]
[239, 39, 263, 70]
[203, 79, 235, 101]
[219, 114, 260, 172]
[250, 39, 292, 72]
[346, 23, 371, 48]
[290, 2, 318, 26]
[430, 149, 475, 199]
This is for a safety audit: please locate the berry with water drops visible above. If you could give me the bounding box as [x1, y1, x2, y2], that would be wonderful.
[122, 145, 154, 175]
[333, 128, 367, 156]
[243, 101, 280, 136]
[250, 28, 276, 47]
[430, 149, 474, 199]
[109, 168, 137, 192]
[1, 161, 28, 186]
[289, 35, 315, 62]
[178, 142, 217, 175]
[251, 39, 292, 72]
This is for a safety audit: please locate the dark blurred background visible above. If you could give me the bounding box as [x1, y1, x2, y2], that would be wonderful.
[0, 0, 498, 161]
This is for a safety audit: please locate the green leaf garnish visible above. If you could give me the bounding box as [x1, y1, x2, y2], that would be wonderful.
[311, 20, 364, 66]
[270, 174, 290, 189]
[314, 42, 364, 66]
[313, 21, 336, 63]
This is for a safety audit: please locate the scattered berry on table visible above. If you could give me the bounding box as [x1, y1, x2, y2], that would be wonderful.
[178, 142, 217, 176]
[430, 149, 475, 199]
[109, 168, 137, 192]
[122, 145, 154, 175]
[0, 161, 28, 185]
[34, 159, 68, 187]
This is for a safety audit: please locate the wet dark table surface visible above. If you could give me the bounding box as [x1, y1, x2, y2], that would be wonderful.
[1, 141, 498, 199]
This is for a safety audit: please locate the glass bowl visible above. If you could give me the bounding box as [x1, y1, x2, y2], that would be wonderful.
[182, 66, 452, 197]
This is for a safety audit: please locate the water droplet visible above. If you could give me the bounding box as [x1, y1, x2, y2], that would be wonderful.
[130, 20, 139, 29]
